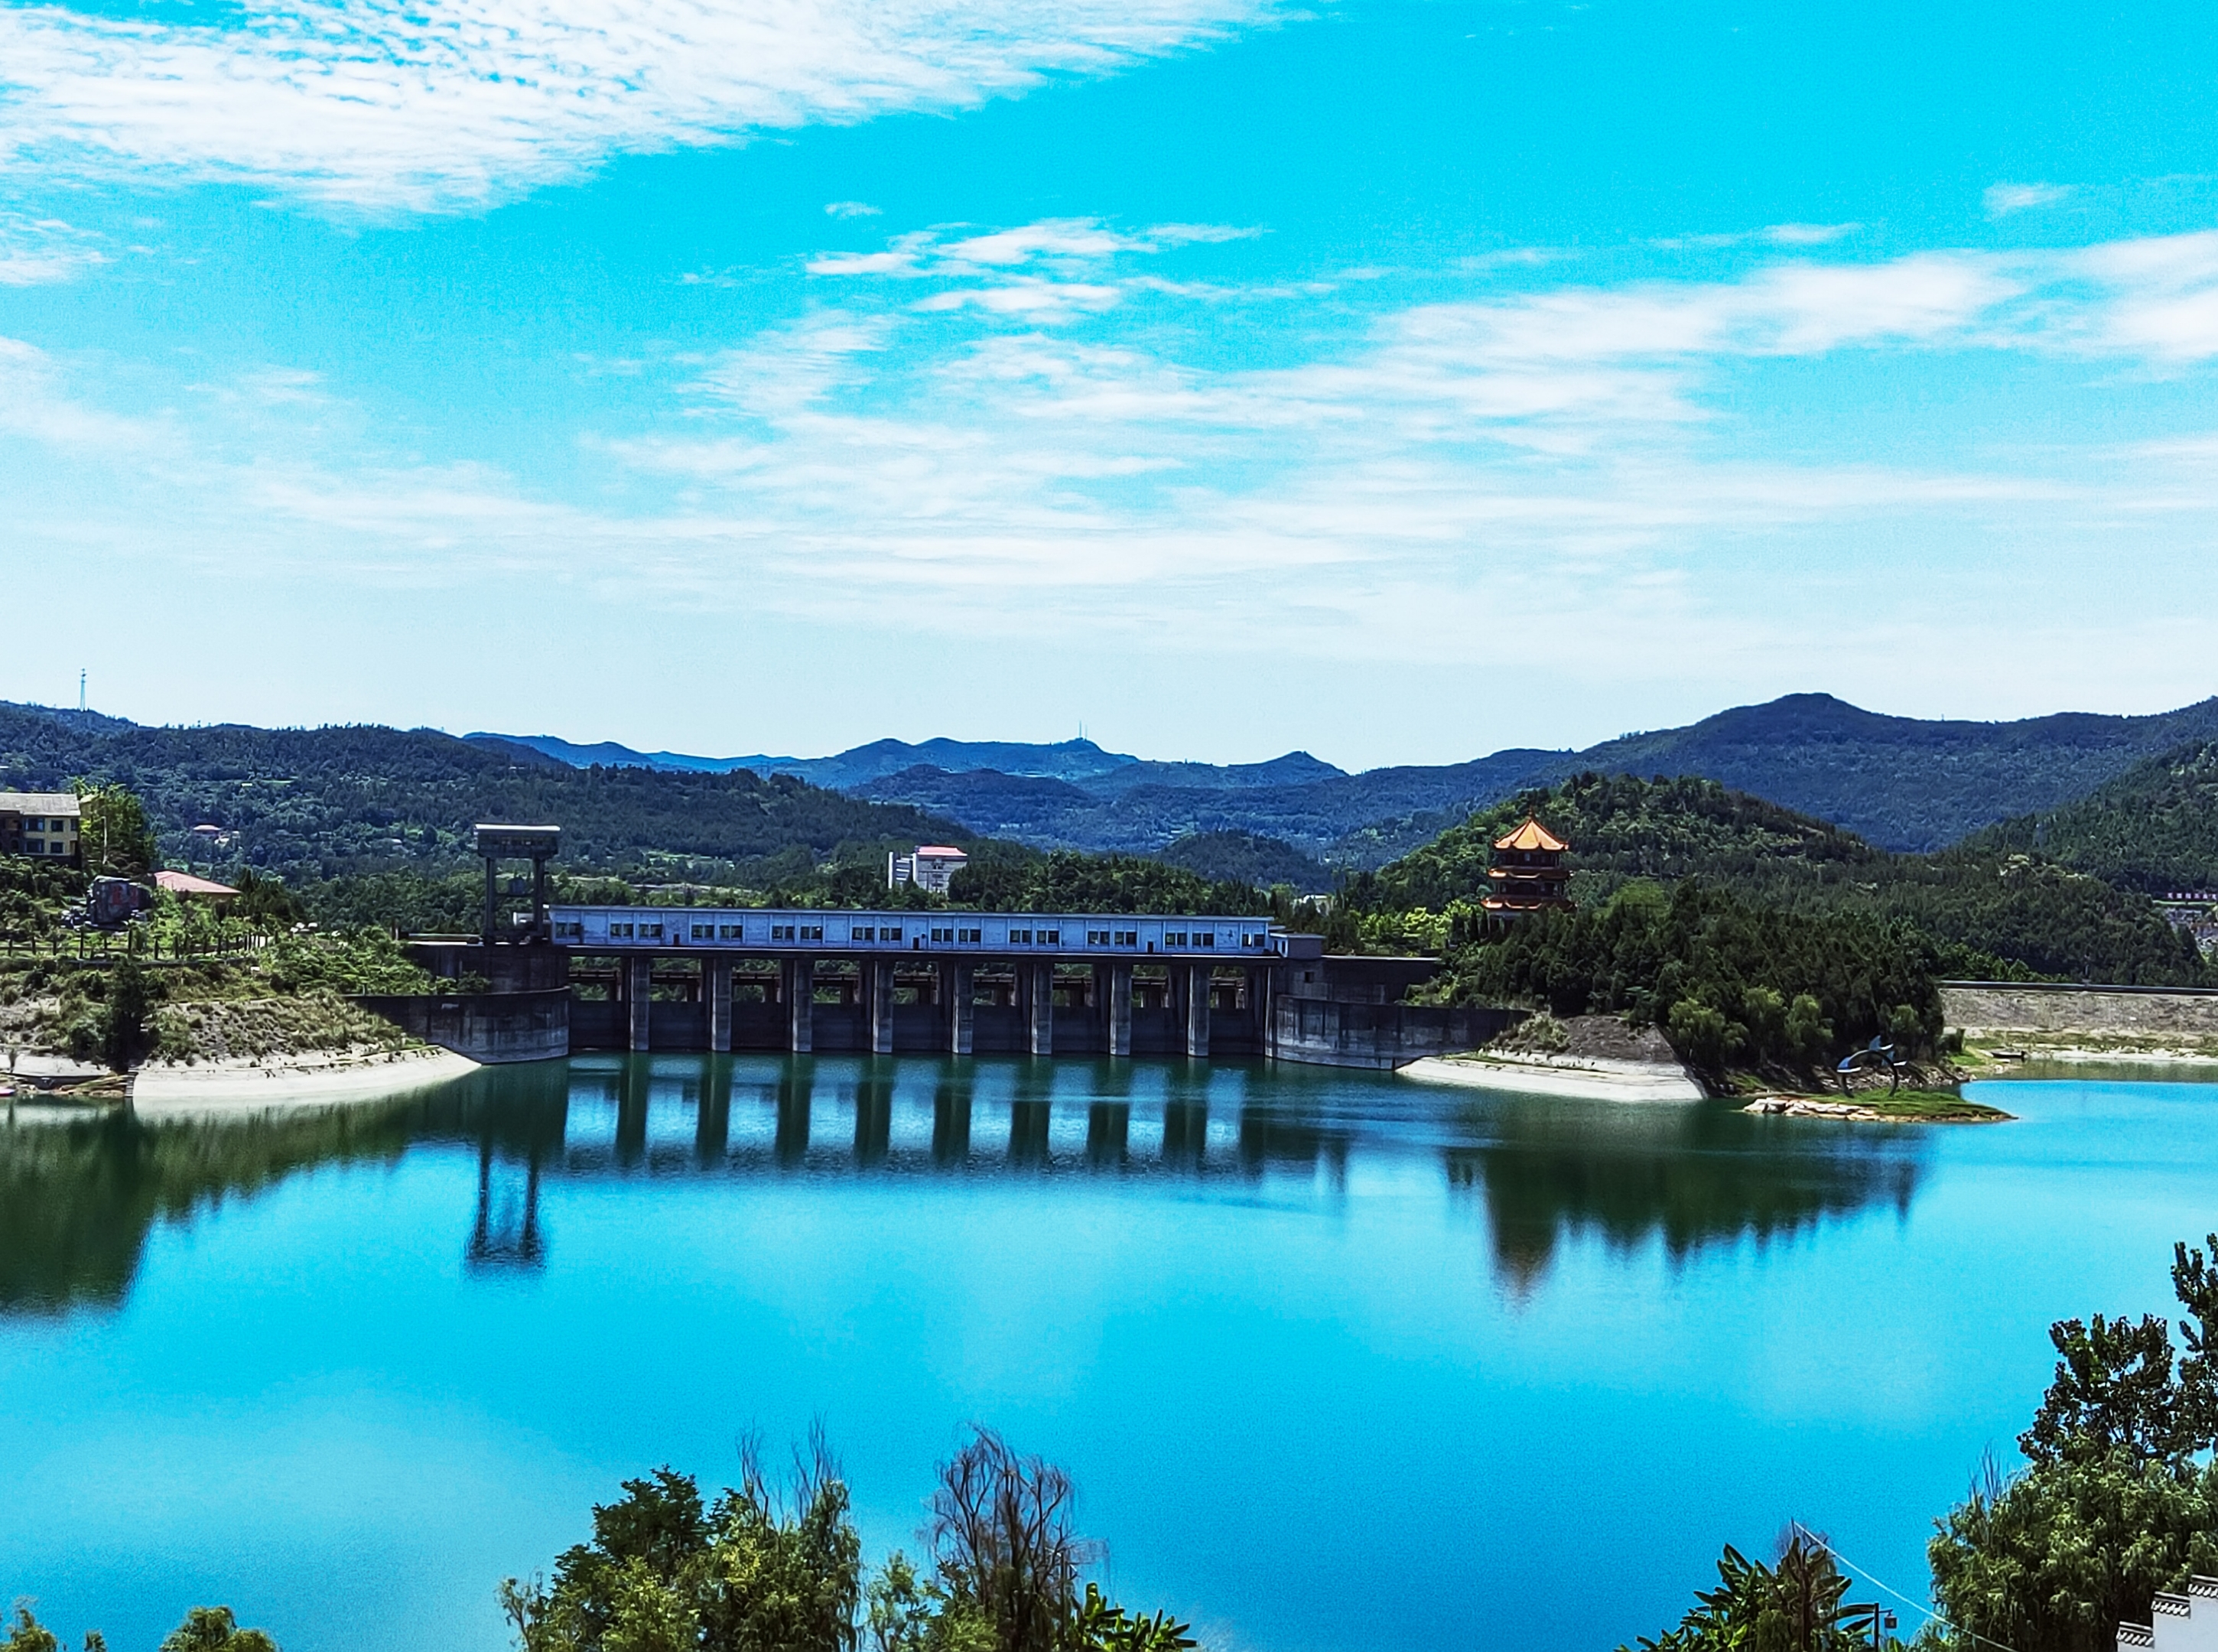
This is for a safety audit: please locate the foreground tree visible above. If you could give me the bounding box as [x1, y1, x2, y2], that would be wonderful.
[501, 1440, 861, 1652]
[4, 1602, 272, 1652]
[1620, 1527, 1873, 1652]
[159, 1608, 278, 1652]
[509, 1429, 1195, 1652]
[1925, 1234, 2218, 1652]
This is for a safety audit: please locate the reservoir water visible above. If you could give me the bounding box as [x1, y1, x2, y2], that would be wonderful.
[4, 1056, 2214, 1652]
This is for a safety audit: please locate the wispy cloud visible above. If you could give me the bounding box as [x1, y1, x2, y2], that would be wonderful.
[824, 201, 882, 219]
[0, 0, 1283, 212]
[1985, 180, 2073, 216]
[0, 212, 105, 285]
[804, 215, 1268, 320]
[14, 229, 2218, 671]
[809, 216, 1257, 278]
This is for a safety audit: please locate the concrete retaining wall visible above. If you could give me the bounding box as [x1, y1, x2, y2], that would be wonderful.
[351, 987, 570, 1064]
[1940, 980, 2218, 1038]
[1271, 999, 1524, 1070]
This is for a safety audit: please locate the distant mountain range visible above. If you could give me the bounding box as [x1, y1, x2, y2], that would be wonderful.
[0, 704, 973, 882]
[475, 693, 2218, 864]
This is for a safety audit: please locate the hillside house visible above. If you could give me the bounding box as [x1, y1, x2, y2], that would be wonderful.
[0, 792, 81, 861]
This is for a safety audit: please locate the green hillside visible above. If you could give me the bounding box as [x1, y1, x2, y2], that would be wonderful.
[1351, 772, 2205, 987]
[1971, 740, 2218, 895]
[0, 703, 977, 886]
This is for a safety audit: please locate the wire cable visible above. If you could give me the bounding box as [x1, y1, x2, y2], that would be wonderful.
[1789, 1520, 2028, 1652]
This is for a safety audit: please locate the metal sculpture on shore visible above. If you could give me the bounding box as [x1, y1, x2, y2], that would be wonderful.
[1836, 1036, 1902, 1094]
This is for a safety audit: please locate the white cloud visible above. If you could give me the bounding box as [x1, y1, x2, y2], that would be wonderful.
[802, 215, 1267, 318]
[14, 227, 2218, 675]
[1764, 222, 1860, 246]
[1985, 181, 2073, 216]
[0, 212, 105, 285]
[915, 278, 1126, 318]
[0, 0, 1281, 212]
[824, 201, 881, 219]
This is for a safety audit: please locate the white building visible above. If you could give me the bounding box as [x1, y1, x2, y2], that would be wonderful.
[888, 844, 969, 896]
[2120, 1577, 2218, 1652]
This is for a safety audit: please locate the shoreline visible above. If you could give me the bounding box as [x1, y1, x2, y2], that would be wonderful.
[1742, 1092, 2012, 1124]
[1399, 1052, 1706, 1102]
[128, 1045, 479, 1118]
[1971, 1046, 2218, 1069]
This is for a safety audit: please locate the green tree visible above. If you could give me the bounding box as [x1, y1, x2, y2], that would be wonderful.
[1927, 1234, 2218, 1652]
[502, 1443, 862, 1652]
[99, 958, 156, 1072]
[1068, 1586, 1197, 1652]
[1621, 1528, 1872, 1652]
[3, 1605, 58, 1652]
[73, 783, 158, 880]
[158, 1608, 277, 1652]
[232, 871, 305, 935]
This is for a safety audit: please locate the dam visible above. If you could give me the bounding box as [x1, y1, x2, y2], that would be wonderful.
[366, 828, 1517, 1068]
[388, 904, 1514, 1069]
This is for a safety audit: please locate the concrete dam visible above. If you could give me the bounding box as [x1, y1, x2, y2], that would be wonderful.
[383, 905, 1518, 1070]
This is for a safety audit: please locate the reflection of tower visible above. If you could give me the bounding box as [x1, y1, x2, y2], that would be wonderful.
[467, 1138, 545, 1271]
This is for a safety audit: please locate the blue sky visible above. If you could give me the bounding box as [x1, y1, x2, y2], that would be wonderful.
[2, 0, 2216, 766]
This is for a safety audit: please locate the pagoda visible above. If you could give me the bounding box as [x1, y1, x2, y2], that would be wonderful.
[1483, 815, 1572, 919]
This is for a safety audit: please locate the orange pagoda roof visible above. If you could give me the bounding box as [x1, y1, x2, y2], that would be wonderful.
[1493, 815, 1568, 854]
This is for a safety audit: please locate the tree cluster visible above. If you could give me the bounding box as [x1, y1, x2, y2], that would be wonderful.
[502, 1428, 1194, 1652]
[1352, 772, 2205, 990]
[1631, 1234, 2218, 1652]
[1973, 739, 2218, 895]
[5, 1603, 275, 1652]
[1429, 878, 1940, 1084]
[1621, 1528, 1876, 1652]
[950, 851, 1268, 917]
[1924, 1234, 2218, 1652]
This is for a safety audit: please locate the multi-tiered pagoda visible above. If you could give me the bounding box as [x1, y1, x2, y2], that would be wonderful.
[1483, 815, 1572, 919]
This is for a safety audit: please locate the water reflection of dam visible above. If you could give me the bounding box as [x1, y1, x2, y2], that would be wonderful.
[553, 1055, 1320, 1178]
[1, 1055, 1929, 1309]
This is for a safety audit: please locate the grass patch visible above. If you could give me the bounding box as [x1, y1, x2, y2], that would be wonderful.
[1856, 1088, 2012, 1121]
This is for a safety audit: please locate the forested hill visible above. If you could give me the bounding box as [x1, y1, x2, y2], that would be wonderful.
[1350, 772, 2206, 987]
[1362, 774, 1884, 914]
[0, 703, 976, 883]
[1559, 694, 2218, 855]
[1969, 741, 2218, 895]
[646, 692, 2218, 864]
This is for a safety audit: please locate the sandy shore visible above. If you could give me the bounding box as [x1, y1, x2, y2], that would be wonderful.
[1980, 1046, 2218, 1068]
[1400, 1052, 1706, 1102]
[129, 1045, 479, 1117]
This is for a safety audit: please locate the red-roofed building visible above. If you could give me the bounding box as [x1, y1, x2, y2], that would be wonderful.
[155, 869, 240, 901]
[1482, 815, 1572, 919]
[889, 845, 969, 896]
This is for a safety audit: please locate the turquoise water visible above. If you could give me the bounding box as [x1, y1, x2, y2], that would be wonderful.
[3, 1058, 2214, 1652]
